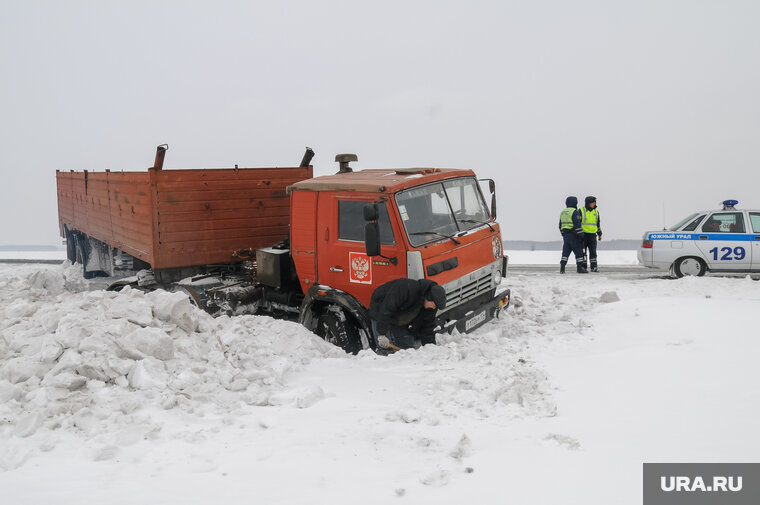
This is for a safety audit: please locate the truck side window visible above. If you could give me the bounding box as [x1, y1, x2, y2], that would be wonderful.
[338, 201, 395, 245]
[701, 212, 745, 233]
[681, 214, 705, 232]
[750, 213, 760, 233]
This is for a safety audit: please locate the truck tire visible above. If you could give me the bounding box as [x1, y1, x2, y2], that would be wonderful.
[316, 310, 364, 355]
[673, 256, 706, 278]
[65, 231, 76, 263]
[75, 240, 97, 279]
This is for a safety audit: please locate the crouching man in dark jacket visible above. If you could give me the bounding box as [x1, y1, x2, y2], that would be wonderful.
[368, 278, 446, 353]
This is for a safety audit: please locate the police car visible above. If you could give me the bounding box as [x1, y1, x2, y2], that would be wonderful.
[638, 200, 760, 277]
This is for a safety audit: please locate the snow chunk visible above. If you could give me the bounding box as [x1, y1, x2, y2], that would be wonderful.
[148, 290, 199, 332]
[127, 358, 169, 390]
[420, 469, 451, 487]
[13, 412, 43, 438]
[28, 269, 66, 296]
[3, 357, 41, 384]
[48, 349, 83, 376]
[118, 327, 174, 361]
[41, 371, 87, 391]
[0, 380, 17, 402]
[106, 289, 154, 326]
[449, 434, 473, 460]
[600, 291, 621, 303]
[76, 363, 110, 382]
[5, 299, 38, 318]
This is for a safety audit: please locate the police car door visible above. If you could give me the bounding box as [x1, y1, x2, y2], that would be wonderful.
[694, 211, 751, 270]
[750, 212, 760, 270]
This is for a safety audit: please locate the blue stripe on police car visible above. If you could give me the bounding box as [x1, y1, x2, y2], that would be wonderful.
[648, 233, 755, 241]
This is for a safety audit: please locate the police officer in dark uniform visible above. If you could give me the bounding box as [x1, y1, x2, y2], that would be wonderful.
[558, 196, 587, 274]
[580, 196, 603, 272]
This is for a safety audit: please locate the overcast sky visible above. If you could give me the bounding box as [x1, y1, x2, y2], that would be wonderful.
[2, 0, 759, 246]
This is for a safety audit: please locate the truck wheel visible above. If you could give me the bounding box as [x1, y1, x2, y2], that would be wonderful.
[673, 257, 706, 278]
[65, 232, 76, 263]
[316, 311, 364, 355]
[75, 241, 96, 279]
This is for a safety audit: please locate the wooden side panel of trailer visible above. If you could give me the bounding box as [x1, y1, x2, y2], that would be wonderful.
[106, 171, 155, 262]
[151, 167, 311, 269]
[57, 166, 312, 270]
[57, 170, 155, 263]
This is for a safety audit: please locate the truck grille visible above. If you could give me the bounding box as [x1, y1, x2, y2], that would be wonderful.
[444, 271, 492, 308]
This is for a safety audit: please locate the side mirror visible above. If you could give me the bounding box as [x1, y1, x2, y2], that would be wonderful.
[479, 178, 497, 220]
[363, 203, 378, 221]
[364, 222, 381, 257]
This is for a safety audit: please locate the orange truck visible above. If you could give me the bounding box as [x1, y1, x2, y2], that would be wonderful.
[57, 146, 510, 353]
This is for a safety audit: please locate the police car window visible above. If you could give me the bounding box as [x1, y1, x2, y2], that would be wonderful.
[681, 214, 705, 232]
[338, 201, 395, 245]
[750, 213, 760, 233]
[701, 212, 745, 233]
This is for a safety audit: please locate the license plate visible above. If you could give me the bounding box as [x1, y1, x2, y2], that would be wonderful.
[465, 310, 487, 331]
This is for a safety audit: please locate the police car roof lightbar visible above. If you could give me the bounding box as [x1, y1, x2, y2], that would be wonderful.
[722, 199, 739, 210]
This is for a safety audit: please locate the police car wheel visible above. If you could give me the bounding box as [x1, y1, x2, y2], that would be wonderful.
[673, 257, 706, 278]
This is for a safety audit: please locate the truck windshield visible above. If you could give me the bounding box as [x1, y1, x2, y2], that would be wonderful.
[668, 213, 699, 231]
[395, 177, 491, 247]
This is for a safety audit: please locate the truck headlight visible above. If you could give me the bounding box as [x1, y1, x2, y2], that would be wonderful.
[494, 269, 502, 286]
[492, 236, 502, 259]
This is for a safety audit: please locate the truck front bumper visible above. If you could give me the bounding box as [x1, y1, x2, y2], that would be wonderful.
[436, 287, 511, 335]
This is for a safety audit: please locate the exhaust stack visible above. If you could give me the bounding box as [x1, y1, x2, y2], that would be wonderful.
[300, 147, 315, 167]
[152, 144, 168, 170]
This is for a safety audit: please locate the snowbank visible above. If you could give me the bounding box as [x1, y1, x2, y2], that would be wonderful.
[0, 263, 343, 472]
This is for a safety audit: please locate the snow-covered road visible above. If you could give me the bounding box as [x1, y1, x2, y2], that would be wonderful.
[1, 263, 757, 504]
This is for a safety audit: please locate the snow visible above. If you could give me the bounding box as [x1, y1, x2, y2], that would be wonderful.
[0, 250, 66, 261]
[1, 261, 757, 504]
[505, 249, 639, 265]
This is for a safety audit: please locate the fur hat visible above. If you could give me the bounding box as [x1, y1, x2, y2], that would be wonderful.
[426, 284, 446, 309]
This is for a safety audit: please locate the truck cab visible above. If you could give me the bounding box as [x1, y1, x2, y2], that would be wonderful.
[289, 165, 509, 353]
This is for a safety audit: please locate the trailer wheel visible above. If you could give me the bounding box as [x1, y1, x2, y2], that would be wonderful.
[316, 310, 364, 355]
[65, 231, 76, 263]
[74, 240, 97, 279]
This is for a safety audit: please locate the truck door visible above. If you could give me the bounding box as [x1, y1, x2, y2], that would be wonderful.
[749, 212, 760, 270]
[316, 195, 404, 307]
[694, 212, 751, 270]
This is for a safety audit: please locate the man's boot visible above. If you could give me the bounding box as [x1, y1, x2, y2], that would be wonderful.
[577, 263, 588, 274]
[560, 263, 566, 274]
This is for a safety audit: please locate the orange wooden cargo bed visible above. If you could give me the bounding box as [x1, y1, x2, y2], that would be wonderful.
[56, 165, 312, 270]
